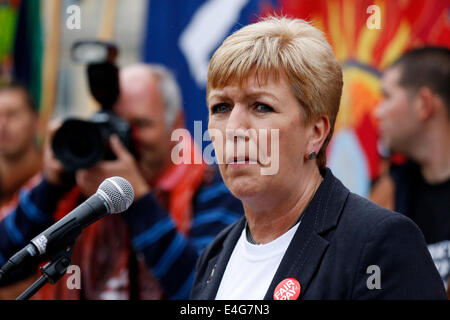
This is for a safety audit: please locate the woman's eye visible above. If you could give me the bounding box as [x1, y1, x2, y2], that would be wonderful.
[254, 103, 274, 113]
[211, 104, 230, 114]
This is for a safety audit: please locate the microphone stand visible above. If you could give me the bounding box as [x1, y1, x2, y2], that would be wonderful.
[16, 241, 76, 300]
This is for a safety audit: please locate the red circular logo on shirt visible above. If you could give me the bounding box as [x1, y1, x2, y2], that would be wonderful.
[273, 278, 301, 300]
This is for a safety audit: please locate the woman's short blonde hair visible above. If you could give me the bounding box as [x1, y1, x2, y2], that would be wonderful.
[207, 17, 343, 169]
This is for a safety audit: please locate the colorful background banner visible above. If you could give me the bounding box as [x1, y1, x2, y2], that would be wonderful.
[1, 0, 449, 195]
[142, 0, 450, 195]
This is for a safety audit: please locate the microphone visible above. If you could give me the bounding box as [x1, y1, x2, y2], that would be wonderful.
[0, 176, 134, 282]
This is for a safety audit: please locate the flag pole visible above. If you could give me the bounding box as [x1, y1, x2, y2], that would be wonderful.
[38, 0, 62, 143]
[98, 0, 118, 41]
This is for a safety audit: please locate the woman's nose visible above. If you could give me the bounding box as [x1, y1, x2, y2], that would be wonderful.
[226, 104, 249, 132]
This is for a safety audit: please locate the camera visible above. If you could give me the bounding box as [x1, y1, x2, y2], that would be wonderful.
[52, 41, 134, 171]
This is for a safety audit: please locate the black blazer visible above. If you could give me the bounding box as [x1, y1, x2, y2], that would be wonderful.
[190, 168, 447, 300]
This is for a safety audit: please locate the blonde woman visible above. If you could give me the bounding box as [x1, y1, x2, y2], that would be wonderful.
[190, 17, 446, 300]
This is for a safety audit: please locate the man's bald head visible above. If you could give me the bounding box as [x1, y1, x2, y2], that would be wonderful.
[118, 64, 182, 128]
[113, 64, 183, 180]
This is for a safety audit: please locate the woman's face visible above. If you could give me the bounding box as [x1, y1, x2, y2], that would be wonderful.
[207, 71, 315, 204]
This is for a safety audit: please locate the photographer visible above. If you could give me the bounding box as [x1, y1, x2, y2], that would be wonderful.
[0, 63, 244, 299]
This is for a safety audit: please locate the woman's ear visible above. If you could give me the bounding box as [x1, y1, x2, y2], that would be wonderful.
[306, 115, 330, 160]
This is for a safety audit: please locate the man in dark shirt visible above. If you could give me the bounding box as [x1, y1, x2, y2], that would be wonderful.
[0, 83, 42, 299]
[371, 47, 450, 294]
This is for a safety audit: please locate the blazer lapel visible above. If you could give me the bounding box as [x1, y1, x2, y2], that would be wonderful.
[263, 230, 330, 300]
[200, 218, 246, 299]
[264, 168, 349, 300]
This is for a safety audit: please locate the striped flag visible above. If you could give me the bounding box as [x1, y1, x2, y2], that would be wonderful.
[0, 0, 43, 109]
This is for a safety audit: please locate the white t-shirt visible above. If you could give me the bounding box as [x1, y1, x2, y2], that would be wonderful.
[215, 222, 300, 300]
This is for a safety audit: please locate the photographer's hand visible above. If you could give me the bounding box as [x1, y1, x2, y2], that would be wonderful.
[76, 135, 150, 201]
[42, 120, 66, 186]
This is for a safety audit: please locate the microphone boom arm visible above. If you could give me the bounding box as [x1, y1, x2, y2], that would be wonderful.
[0, 176, 134, 295]
[16, 239, 77, 300]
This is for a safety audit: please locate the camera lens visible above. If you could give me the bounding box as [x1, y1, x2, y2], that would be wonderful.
[52, 120, 105, 171]
[65, 134, 95, 159]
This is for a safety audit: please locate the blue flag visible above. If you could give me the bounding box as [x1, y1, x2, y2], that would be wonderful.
[142, 0, 278, 137]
